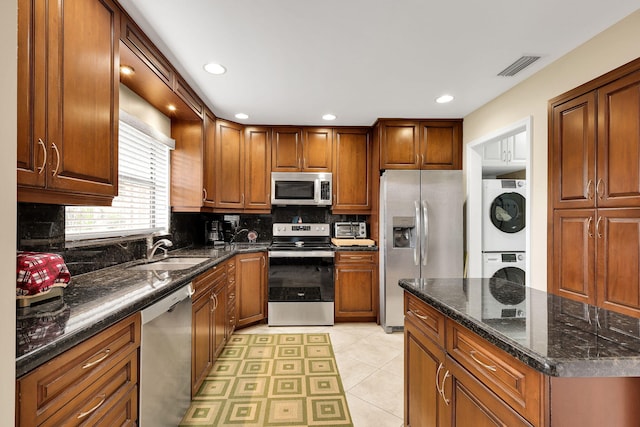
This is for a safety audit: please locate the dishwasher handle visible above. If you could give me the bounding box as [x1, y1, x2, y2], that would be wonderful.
[141, 283, 194, 325]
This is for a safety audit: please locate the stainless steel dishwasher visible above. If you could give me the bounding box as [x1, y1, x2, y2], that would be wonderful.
[140, 283, 194, 426]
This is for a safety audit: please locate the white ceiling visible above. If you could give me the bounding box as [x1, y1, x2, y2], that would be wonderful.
[117, 0, 639, 126]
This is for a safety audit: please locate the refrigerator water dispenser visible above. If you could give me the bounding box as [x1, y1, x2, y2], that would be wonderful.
[392, 217, 415, 248]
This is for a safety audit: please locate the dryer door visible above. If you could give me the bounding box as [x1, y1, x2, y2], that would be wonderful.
[489, 192, 526, 234]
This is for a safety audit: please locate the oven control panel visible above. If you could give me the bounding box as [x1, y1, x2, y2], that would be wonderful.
[273, 223, 330, 237]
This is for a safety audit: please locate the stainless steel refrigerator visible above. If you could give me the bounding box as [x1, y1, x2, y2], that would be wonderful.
[379, 170, 463, 332]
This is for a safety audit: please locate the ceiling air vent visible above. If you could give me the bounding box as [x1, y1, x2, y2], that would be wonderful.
[497, 56, 541, 77]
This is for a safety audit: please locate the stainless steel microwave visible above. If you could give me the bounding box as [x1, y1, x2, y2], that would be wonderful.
[271, 172, 332, 206]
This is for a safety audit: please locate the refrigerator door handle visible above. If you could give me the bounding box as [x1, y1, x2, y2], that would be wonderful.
[422, 200, 429, 266]
[414, 200, 420, 266]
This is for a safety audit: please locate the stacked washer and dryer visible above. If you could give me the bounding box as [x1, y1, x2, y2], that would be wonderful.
[481, 179, 527, 317]
[482, 179, 526, 283]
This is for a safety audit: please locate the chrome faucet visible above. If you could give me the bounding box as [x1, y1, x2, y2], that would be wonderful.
[147, 238, 173, 261]
[230, 228, 249, 243]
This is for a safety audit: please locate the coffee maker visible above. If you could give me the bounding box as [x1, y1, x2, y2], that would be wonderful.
[205, 221, 224, 246]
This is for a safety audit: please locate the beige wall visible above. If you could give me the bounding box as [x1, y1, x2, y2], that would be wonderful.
[3, 0, 17, 424]
[463, 9, 640, 290]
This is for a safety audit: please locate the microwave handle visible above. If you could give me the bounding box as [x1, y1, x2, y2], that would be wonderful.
[314, 178, 321, 203]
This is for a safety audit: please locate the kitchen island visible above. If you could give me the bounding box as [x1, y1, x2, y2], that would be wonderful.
[400, 277, 640, 427]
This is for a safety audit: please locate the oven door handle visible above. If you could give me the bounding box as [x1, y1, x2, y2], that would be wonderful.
[268, 250, 335, 258]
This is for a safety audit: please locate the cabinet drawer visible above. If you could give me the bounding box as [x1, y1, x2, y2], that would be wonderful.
[17, 314, 140, 426]
[192, 264, 225, 299]
[336, 252, 376, 264]
[40, 352, 138, 427]
[446, 322, 542, 426]
[404, 293, 445, 347]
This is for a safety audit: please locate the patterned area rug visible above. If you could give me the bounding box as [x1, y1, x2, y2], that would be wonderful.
[180, 333, 353, 426]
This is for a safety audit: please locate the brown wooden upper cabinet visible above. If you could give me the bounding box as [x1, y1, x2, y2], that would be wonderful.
[551, 69, 640, 210]
[17, 0, 120, 206]
[272, 127, 332, 172]
[379, 119, 462, 170]
[244, 127, 272, 212]
[332, 128, 371, 213]
[202, 110, 217, 208]
[215, 120, 245, 210]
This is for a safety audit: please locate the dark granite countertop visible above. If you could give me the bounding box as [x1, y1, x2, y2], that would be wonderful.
[16, 243, 269, 377]
[400, 278, 640, 378]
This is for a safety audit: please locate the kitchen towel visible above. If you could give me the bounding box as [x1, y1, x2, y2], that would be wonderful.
[16, 252, 71, 296]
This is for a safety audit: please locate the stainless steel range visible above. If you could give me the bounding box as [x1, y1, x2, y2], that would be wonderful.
[268, 223, 335, 326]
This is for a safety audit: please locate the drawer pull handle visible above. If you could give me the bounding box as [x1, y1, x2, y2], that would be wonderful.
[411, 309, 428, 321]
[349, 256, 364, 260]
[469, 350, 497, 372]
[77, 393, 106, 419]
[82, 349, 111, 369]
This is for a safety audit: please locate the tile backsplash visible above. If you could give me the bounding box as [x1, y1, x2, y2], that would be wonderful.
[17, 203, 368, 275]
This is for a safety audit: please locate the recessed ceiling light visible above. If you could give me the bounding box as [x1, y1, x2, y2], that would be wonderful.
[167, 105, 177, 112]
[436, 94, 454, 104]
[322, 114, 336, 121]
[120, 65, 135, 75]
[204, 63, 227, 75]
[235, 113, 249, 120]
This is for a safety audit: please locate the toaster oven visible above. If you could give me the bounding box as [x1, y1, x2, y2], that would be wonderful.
[334, 222, 367, 239]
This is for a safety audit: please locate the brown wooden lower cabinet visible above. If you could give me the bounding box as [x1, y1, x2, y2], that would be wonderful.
[191, 263, 227, 396]
[404, 291, 640, 427]
[236, 252, 267, 327]
[16, 313, 141, 426]
[334, 251, 378, 322]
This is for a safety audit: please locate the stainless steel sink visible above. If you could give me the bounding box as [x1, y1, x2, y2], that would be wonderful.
[127, 257, 210, 271]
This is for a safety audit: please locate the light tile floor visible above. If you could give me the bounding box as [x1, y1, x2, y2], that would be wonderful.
[236, 322, 404, 427]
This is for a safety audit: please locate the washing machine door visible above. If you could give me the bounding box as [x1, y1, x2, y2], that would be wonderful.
[489, 192, 525, 234]
[490, 267, 526, 292]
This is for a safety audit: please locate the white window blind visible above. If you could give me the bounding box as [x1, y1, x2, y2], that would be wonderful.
[65, 111, 174, 241]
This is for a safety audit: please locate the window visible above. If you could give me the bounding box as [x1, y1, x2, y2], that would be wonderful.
[65, 111, 174, 242]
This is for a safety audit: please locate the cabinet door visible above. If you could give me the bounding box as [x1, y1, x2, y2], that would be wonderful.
[192, 292, 213, 396]
[333, 128, 371, 213]
[171, 120, 205, 210]
[510, 131, 528, 165]
[302, 128, 333, 171]
[202, 110, 216, 208]
[445, 357, 533, 427]
[213, 283, 227, 356]
[550, 92, 597, 209]
[46, 0, 119, 197]
[596, 209, 640, 317]
[481, 138, 506, 166]
[236, 252, 267, 327]
[17, 0, 45, 188]
[419, 120, 462, 170]
[597, 70, 640, 208]
[335, 263, 377, 320]
[380, 121, 420, 169]
[551, 209, 596, 305]
[272, 127, 303, 171]
[18, 0, 120, 203]
[404, 320, 446, 427]
[216, 120, 245, 209]
[244, 127, 272, 211]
